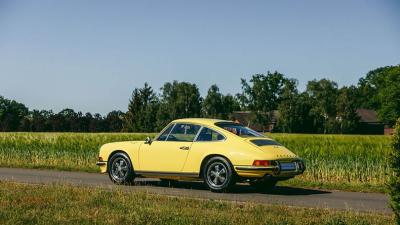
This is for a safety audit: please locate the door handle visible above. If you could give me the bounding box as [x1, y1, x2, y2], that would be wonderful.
[179, 146, 190, 150]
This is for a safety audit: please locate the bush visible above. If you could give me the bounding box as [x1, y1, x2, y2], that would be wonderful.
[389, 118, 400, 224]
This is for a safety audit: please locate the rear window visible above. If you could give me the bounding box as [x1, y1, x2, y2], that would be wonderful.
[251, 139, 281, 146]
[215, 122, 264, 138]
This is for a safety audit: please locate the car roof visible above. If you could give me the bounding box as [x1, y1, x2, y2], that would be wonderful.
[171, 118, 232, 126]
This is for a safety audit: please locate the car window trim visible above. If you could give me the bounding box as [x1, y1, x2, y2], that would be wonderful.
[193, 126, 204, 141]
[165, 123, 201, 142]
[194, 126, 226, 142]
[154, 123, 175, 141]
[163, 123, 177, 141]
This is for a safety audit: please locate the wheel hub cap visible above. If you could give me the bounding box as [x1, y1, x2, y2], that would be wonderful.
[112, 158, 128, 179]
[207, 163, 228, 187]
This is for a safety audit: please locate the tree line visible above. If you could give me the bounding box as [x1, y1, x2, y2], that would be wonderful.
[1, 64, 399, 133]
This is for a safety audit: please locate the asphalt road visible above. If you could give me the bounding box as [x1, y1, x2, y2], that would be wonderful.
[0, 167, 391, 214]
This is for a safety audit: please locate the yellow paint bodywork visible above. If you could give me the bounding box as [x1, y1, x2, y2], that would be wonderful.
[98, 118, 303, 179]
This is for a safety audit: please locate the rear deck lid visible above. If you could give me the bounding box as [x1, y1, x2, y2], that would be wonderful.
[246, 138, 298, 159]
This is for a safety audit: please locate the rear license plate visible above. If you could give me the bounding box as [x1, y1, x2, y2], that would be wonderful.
[280, 162, 296, 171]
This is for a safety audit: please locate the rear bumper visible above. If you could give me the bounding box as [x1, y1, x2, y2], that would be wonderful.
[235, 160, 306, 178]
[235, 166, 275, 171]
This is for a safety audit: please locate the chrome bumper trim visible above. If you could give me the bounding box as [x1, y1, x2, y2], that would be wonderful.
[96, 161, 107, 166]
[235, 166, 276, 171]
[236, 160, 306, 175]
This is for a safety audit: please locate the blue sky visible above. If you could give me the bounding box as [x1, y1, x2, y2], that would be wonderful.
[0, 0, 399, 114]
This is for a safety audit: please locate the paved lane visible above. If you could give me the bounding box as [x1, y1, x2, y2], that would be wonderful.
[0, 167, 391, 214]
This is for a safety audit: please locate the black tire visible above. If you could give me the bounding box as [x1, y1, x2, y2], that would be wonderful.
[108, 152, 135, 185]
[203, 156, 236, 192]
[250, 178, 278, 191]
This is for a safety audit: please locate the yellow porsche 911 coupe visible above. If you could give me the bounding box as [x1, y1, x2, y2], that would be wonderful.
[97, 118, 305, 192]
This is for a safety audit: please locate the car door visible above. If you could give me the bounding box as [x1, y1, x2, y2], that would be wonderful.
[139, 123, 201, 172]
[182, 127, 227, 173]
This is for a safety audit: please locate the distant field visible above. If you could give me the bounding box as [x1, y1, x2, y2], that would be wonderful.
[0, 132, 152, 172]
[0, 132, 391, 192]
[271, 134, 391, 192]
[0, 182, 393, 225]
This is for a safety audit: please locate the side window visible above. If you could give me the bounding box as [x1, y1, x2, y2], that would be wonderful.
[196, 127, 225, 141]
[157, 124, 174, 141]
[166, 123, 201, 142]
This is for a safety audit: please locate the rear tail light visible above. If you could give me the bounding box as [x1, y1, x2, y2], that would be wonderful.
[252, 160, 271, 167]
[98, 156, 104, 161]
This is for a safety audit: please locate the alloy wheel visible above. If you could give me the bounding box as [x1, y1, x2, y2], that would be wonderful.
[111, 157, 129, 180]
[206, 162, 228, 188]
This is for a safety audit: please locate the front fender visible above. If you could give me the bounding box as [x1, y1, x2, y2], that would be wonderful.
[97, 141, 142, 173]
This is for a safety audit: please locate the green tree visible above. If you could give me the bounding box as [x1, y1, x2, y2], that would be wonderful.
[80, 112, 93, 132]
[358, 65, 400, 126]
[276, 79, 298, 132]
[336, 86, 360, 134]
[124, 88, 141, 131]
[156, 81, 201, 129]
[202, 85, 240, 119]
[0, 96, 29, 131]
[239, 71, 288, 129]
[59, 108, 79, 132]
[306, 79, 339, 133]
[105, 110, 124, 132]
[124, 83, 159, 132]
[89, 113, 107, 132]
[389, 118, 400, 223]
[277, 79, 317, 133]
[277, 79, 296, 131]
[29, 110, 53, 132]
[221, 94, 240, 119]
[202, 85, 223, 118]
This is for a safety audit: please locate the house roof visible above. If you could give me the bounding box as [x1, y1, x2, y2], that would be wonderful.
[230, 111, 279, 131]
[232, 111, 280, 122]
[356, 108, 379, 123]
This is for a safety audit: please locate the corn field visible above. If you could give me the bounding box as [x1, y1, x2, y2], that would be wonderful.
[270, 133, 391, 190]
[0, 132, 391, 191]
[0, 133, 152, 172]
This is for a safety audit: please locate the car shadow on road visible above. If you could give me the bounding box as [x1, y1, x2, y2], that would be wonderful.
[263, 186, 331, 196]
[133, 180, 330, 196]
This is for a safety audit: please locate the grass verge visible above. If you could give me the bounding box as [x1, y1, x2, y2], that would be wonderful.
[0, 181, 394, 225]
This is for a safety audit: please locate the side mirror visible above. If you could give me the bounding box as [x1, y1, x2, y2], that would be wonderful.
[145, 137, 152, 145]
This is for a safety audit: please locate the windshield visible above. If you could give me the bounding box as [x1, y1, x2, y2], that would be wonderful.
[215, 122, 264, 137]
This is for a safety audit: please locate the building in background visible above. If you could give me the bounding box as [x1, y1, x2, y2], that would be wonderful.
[232, 109, 387, 134]
[231, 111, 279, 132]
[384, 126, 394, 135]
[356, 109, 384, 135]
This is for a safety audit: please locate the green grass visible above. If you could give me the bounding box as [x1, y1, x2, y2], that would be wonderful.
[0, 181, 393, 225]
[0, 132, 152, 172]
[0, 132, 392, 192]
[269, 134, 391, 193]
